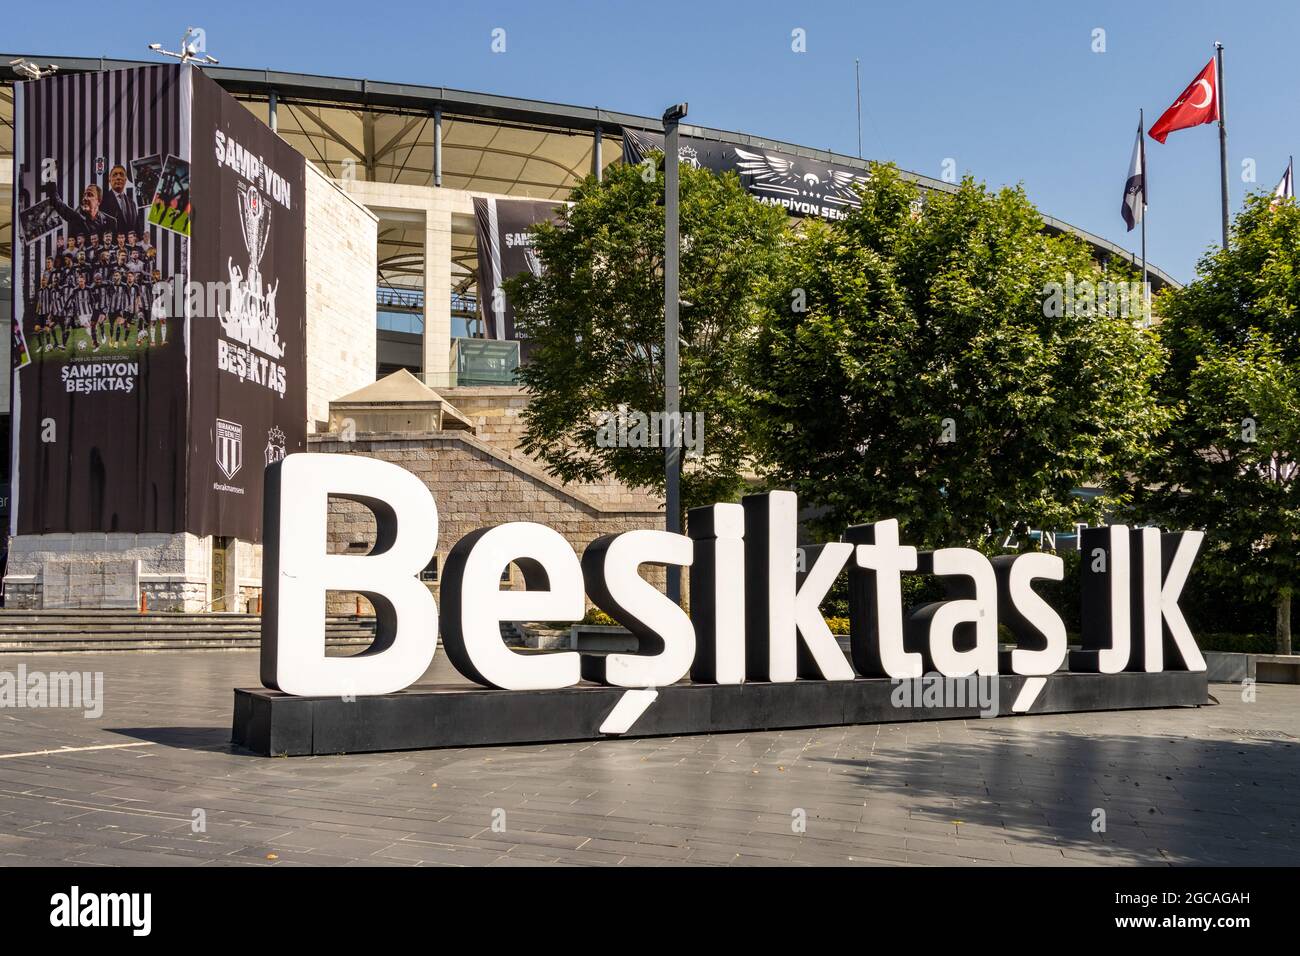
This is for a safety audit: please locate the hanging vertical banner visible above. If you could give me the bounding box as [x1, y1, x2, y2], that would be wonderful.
[10, 66, 191, 534]
[187, 68, 306, 541]
[472, 196, 564, 340]
[622, 128, 871, 221]
[9, 64, 305, 542]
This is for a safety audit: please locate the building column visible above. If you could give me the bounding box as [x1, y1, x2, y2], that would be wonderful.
[423, 203, 453, 387]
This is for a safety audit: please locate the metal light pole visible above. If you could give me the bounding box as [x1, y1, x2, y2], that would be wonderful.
[662, 102, 687, 605]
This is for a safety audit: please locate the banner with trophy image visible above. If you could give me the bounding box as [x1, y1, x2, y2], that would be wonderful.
[10, 65, 191, 535]
[185, 67, 306, 542]
[10, 64, 305, 542]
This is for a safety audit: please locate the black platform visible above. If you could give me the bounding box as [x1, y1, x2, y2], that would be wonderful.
[232, 670, 1209, 756]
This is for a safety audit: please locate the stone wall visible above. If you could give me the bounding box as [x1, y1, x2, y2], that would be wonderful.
[312, 432, 665, 614]
[235, 538, 263, 612]
[443, 386, 530, 451]
[3, 531, 211, 610]
[305, 165, 379, 431]
[441, 385, 665, 511]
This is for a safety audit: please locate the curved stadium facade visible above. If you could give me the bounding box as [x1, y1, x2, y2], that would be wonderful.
[0, 54, 1176, 611]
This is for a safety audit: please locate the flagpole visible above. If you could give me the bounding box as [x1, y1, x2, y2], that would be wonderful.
[1140, 108, 1148, 321]
[855, 58, 863, 159]
[1216, 41, 1229, 248]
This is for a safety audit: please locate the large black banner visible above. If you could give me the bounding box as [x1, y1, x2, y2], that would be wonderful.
[11, 66, 191, 534]
[622, 128, 871, 221]
[10, 65, 305, 543]
[187, 69, 306, 541]
[472, 196, 564, 341]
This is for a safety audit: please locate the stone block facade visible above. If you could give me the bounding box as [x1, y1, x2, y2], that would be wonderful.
[41, 557, 139, 608]
[305, 165, 379, 432]
[4, 531, 212, 610]
[443, 387, 531, 451]
[441, 385, 662, 510]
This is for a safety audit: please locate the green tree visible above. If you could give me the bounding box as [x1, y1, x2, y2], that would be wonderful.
[751, 165, 1167, 547]
[507, 158, 789, 512]
[1130, 193, 1300, 652]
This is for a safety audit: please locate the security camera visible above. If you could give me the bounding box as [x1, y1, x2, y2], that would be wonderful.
[10, 58, 58, 80]
[148, 43, 162, 50]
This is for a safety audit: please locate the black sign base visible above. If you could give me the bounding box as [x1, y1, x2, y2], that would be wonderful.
[232, 671, 1208, 757]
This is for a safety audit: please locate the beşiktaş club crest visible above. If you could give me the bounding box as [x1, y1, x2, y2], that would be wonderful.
[215, 418, 243, 480]
[217, 181, 289, 397]
[264, 425, 287, 467]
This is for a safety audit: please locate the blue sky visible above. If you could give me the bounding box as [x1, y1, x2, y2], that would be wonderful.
[8, 0, 1298, 282]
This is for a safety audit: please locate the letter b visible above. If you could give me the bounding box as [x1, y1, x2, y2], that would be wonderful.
[260, 454, 439, 696]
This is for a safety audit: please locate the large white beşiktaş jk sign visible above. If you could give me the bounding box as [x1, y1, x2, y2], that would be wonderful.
[258, 455, 1206, 711]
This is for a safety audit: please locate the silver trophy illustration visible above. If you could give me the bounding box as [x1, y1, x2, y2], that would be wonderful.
[237, 183, 271, 294]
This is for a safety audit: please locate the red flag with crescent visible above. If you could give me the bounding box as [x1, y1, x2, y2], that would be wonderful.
[1149, 58, 1219, 144]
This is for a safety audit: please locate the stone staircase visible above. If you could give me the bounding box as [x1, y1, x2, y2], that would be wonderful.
[0, 610, 378, 653]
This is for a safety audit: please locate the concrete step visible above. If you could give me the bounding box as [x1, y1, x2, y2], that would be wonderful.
[0, 631, 378, 642]
[0, 621, 377, 631]
[0, 624, 376, 635]
[0, 611, 377, 652]
[0, 614, 373, 626]
[0, 637, 375, 652]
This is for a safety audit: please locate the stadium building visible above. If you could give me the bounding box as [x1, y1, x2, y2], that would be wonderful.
[0, 53, 1178, 612]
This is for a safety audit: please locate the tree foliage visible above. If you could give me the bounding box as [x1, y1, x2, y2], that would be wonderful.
[750, 165, 1167, 547]
[507, 158, 788, 511]
[1129, 193, 1300, 650]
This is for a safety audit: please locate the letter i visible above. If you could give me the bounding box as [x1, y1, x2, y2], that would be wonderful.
[688, 503, 745, 684]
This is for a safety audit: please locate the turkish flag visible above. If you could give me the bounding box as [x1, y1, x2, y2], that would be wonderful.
[1149, 59, 1219, 143]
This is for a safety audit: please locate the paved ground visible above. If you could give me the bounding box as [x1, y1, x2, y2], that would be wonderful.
[0, 650, 1297, 866]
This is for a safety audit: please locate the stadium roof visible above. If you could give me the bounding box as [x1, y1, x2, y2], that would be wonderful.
[0, 53, 1179, 290]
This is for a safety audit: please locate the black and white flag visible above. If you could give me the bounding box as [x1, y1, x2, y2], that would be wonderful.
[1121, 122, 1146, 231]
[1272, 158, 1293, 206]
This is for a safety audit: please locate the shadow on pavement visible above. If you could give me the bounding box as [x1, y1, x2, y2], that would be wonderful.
[809, 727, 1300, 865]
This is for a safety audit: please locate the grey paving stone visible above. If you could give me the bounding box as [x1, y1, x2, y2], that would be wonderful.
[0, 650, 1296, 866]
